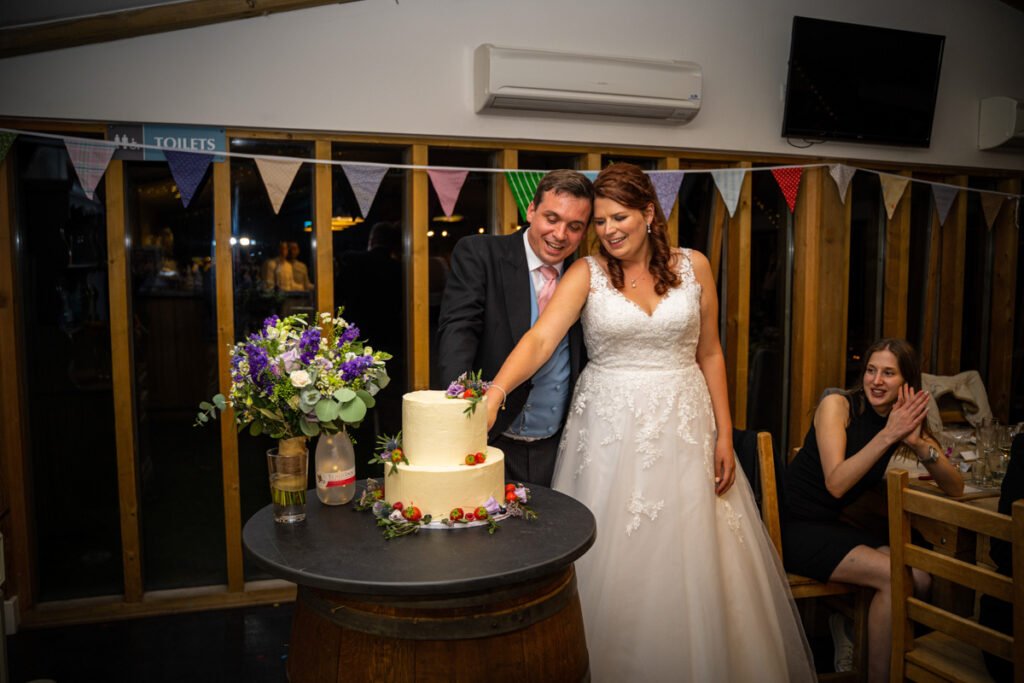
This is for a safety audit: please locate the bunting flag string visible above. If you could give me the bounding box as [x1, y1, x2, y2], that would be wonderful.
[981, 193, 1006, 230]
[64, 138, 117, 201]
[341, 163, 389, 217]
[931, 184, 959, 226]
[710, 169, 747, 218]
[650, 171, 685, 218]
[256, 157, 303, 215]
[164, 150, 213, 208]
[505, 171, 545, 223]
[828, 164, 855, 204]
[772, 167, 803, 213]
[4, 129, 1022, 230]
[427, 169, 469, 217]
[880, 174, 911, 220]
[0, 132, 16, 165]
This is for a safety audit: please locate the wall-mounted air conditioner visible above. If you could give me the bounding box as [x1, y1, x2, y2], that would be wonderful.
[474, 44, 702, 123]
[978, 96, 1024, 150]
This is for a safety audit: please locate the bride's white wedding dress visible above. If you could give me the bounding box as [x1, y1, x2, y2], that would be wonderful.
[552, 252, 816, 681]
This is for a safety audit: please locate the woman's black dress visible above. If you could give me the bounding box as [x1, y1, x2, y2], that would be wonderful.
[783, 393, 899, 582]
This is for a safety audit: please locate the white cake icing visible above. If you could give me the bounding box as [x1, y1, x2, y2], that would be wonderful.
[385, 390, 505, 521]
[401, 390, 489, 467]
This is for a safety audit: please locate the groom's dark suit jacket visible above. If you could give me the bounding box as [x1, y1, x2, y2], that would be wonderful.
[437, 231, 586, 438]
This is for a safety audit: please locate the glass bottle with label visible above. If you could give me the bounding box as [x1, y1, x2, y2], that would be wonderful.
[314, 430, 356, 505]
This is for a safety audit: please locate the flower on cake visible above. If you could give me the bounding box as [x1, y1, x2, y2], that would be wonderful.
[368, 433, 407, 474]
[445, 370, 491, 416]
[194, 310, 391, 439]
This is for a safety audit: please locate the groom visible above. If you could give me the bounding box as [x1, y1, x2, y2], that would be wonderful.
[436, 169, 593, 486]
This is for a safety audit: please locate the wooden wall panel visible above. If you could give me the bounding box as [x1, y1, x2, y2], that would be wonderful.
[937, 176, 968, 375]
[919, 210, 943, 373]
[315, 141, 333, 315]
[817, 172, 852, 388]
[987, 178, 1021, 421]
[882, 171, 913, 339]
[498, 149, 519, 235]
[407, 145, 430, 390]
[105, 160, 144, 602]
[725, 166, 751, 428]
[658, 157, 681, 249]
[0, 151, 34, 607]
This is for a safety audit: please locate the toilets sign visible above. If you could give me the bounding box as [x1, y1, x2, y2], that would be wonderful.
[107, 124, 225, 161]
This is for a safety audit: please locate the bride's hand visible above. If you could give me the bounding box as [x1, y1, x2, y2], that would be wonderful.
[714, 440, 735, 496]
[485, 388, 501, 431]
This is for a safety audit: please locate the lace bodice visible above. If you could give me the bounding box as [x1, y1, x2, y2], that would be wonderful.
[582, 251, 701, 372]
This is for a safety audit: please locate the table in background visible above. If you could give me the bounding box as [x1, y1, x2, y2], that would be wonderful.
[243, 482, 596, 683]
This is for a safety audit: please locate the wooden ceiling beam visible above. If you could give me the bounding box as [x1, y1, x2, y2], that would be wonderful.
[0, 0, 360, 59]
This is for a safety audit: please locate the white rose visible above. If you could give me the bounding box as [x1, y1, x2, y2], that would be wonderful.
[289, 370, 312, 388]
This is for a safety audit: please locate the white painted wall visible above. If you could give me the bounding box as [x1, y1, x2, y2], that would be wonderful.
[1, 0, 1023, 170]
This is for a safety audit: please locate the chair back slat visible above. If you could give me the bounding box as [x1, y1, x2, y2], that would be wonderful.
[904, 545, 1013, 603]
[756, 432, 783, 560]
[906, 598, 1015, 661]
[903, 488, 1013, 542]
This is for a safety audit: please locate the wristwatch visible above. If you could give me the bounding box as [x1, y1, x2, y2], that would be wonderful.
[920, 446, 939, 465]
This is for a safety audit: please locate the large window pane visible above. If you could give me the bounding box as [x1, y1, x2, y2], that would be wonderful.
[845, 172, 884, 386]
[746, 169, 792, 449]
[517, 152, 579, 172]
[907, 178, 938, 364]
[331, 143, 408, 479]
[230, 139, 315, 580]
[960, 179, 996, 378]
[14, 135, 123, 600]
[676, 172, 716, 253]
[427, 148, 497, 388]
[125, 160, 224, 590]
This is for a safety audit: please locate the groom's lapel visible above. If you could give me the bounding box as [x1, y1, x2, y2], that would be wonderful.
[501, 233, 531, 344]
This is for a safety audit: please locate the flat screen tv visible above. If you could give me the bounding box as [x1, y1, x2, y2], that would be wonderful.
[781, 16, 945, 147]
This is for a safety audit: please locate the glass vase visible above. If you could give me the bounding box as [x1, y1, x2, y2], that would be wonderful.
[267, 437, 309, 523]
[315, 429, 356, 505]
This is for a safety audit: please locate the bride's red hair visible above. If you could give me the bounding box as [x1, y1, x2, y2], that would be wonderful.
[593, 163, 680, 295]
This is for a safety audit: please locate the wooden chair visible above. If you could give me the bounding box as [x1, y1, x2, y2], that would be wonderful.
[755, 431, 871, 682]
[887, 469, 1023, 682]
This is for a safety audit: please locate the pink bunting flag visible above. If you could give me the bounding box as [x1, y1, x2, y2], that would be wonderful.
[427, 169, 469, 217]
[931, 184, 959, 226]
[648, 171, 685, 217]
[828, 164, 855, 204]
[980, 192, 1006, 230]
[879, 174, 910, 220]
[771, 167, 803, 213]
[64, 139, 116, 200]
[342, 163, 389, 218]
[164, 150, 213, 208]
[256, 157, 303, 215]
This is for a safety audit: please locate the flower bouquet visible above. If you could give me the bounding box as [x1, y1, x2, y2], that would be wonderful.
[195, 310, 391, 442]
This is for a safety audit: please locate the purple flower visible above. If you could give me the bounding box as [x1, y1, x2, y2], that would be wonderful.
[280, 348, 300, 373]
[263, 315, 280, 332]
[371, 500, 389, 518]
[445, 382, 465, 398]
[484, 496, 501, 516]
[337, 325, 360, 345]
[298, 328, 321, 364]
[341, 355, 374, 382]
[244, 343, 273, 394]
[514, 486, 528, 503]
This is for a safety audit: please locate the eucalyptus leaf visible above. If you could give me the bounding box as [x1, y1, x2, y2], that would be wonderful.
[250, 421, 263, 437]
[198, 413, 209, 423]
[258, 407, 284, 421]
[200, 401, 214, 411]
[213, 394, 227, 410]
[334, 388, 357, 403]
[339, 398, 367, 424]
[300, 419, 320, 437]
[376, 373, 391, 390]
[315, 399, 341, 423]
[355, 390, 375, 409]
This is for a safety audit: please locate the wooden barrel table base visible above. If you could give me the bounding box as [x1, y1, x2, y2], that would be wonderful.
[288, 566, 590, 682]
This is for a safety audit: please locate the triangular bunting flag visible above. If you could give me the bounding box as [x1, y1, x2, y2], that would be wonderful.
[427, 169, 469, 217]
[255, 157, 303, 215]
[0, 132, 16, 165]
[981, 192, 1006, 230]
[828, 164, 855, 204]
[64, 139, 116, 200]
[164, 150, 212, 208]
[341, 163, 389, 217]
[648, 171, 685, 217]
[710, 169, 747, 218]
[582, 170, 599, 181]
[772, 167, 803, 213]
[879, 174, 910, 220]
[505, 171, 545, 223]
[931, 184, 958, 226]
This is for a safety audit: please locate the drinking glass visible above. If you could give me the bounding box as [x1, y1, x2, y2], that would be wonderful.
[991, 425, 1012, 484]
[975, 422, 997, 487]
[267, 447, 309, 523]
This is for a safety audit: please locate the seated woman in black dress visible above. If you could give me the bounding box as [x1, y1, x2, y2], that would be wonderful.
[783, 338, 963, 682]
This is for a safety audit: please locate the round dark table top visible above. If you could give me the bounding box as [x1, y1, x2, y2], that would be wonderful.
[243, 481, 596, 597]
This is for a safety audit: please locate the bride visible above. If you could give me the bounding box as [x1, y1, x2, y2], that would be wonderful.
[485, 163, 816, 681]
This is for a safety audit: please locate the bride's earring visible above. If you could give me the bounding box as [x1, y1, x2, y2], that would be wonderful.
[646, 223, 651, 234]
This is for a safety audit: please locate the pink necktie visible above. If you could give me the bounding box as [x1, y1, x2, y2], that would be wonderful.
[536, 265, 558, 315]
